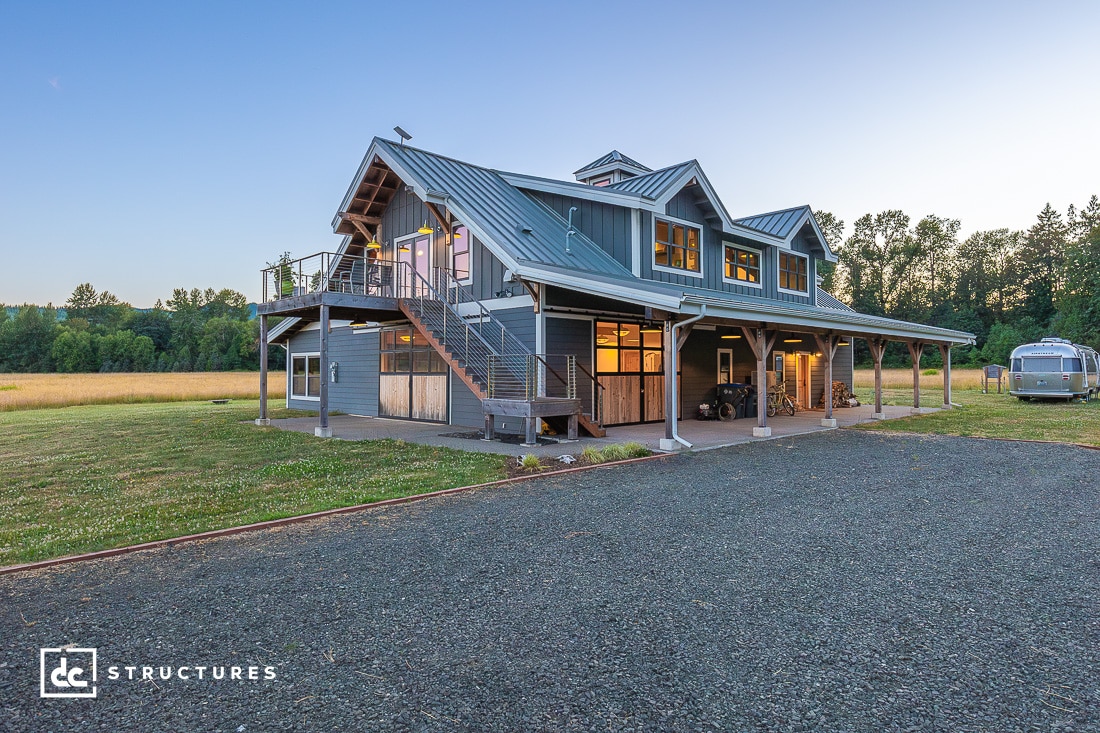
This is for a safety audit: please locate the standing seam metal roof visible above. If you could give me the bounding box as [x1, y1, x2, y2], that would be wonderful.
[374, 139, 634, 280]
[573, 150, 652, 175]
[733, 206, 810, 239]
[606, 161, 696, 198]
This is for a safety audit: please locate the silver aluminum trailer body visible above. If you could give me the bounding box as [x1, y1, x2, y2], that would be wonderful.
[1008, 338, 1100, 400]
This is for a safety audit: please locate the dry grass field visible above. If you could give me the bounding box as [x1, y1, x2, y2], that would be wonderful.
[0, 372, 285, 412]
[853, 367, 985, 391]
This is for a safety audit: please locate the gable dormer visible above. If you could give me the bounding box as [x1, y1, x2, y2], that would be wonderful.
[574, 150, 652, 187]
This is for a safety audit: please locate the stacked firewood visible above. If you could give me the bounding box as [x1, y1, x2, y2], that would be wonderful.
[818, 381, 858, 408]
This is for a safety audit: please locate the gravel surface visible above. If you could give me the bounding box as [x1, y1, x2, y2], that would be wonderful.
[2, 430, 1098, 732]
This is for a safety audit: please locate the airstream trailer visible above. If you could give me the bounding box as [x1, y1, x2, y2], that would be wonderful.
[1008, 338, 1100, 401]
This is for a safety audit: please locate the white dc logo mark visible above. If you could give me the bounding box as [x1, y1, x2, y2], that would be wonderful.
[40, 648, 97, 698]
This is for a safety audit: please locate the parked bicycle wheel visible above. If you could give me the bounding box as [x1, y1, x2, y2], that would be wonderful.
[766, 400, 777, 418]
[783, 397, 796, 416]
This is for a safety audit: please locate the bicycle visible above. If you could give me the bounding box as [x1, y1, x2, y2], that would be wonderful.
[766, 382, 796, 417]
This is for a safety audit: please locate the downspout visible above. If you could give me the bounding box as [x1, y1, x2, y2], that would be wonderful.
[669, 304, 707, 449]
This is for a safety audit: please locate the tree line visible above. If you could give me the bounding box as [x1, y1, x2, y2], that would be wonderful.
[0, 285, 281, 373]
[818, 195, 1100, 367]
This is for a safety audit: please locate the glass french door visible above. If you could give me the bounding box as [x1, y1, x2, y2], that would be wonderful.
[396, 234, 432, 296]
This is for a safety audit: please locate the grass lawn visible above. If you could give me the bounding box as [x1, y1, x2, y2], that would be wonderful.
[0, 402, 508, 566]
[848, 380, 1100, 447]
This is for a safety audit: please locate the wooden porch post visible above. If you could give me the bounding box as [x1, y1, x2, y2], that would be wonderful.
[938, 343, 953, 408]
[316, 304, 332, 437]
[256, 314, 270, 426]
[742, 326, 776, 437]
[868, 338, 887, 419]
[907, 341, 925, 414]
[814, 334, 840, 427]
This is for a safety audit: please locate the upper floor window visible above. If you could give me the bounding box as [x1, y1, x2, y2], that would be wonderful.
[654, 219, 700, 273]
[724, 244, 761, 286]
[451, 225, 470, 282]
[778, 251, 808, 294]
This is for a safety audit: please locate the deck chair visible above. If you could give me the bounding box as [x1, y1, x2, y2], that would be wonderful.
[347, 258, 366, 294]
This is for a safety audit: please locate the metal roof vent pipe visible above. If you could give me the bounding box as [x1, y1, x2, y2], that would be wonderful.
[565, 206, 578, 255]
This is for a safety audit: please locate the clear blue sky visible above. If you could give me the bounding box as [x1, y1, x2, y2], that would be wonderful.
[2, 1, 1097, 308]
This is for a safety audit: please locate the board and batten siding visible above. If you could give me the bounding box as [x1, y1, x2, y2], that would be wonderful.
[528, 191, 634, 270]
[545, 315, 595, 416]
[285, 326, 381, 415]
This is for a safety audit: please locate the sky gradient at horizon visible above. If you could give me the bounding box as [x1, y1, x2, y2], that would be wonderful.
[2, 1, 1097, 308]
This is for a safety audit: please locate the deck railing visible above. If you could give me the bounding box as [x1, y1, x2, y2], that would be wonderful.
[262, 252, 398, 302]
[260, 252, 603, 425]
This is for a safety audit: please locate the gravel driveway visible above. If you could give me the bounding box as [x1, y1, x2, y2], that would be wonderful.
[2, 431, 1098, 732]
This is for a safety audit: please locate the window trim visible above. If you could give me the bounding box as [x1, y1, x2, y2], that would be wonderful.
[722, 242, 763, 289]
[290, 352, 322, 401]
[777, 250, 810, 295]
[450, 224, 472, 285]
[651, 214, 704, 279]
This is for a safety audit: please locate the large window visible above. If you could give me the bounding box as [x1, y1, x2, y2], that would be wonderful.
[380, 327, 448, 374]
[654, 219, 701, 273]
[595, 322, 663, 374]
[451, 225, 470, 282]
[778, 251, 808, 293]
[291, 354, 321, 398]
[724, 245, 761, 286]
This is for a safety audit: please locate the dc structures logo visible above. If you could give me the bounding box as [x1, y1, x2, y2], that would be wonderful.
[40, 648, 97, 698]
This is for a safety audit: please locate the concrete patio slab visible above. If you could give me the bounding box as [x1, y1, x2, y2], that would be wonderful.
[263, 403, 931, 456]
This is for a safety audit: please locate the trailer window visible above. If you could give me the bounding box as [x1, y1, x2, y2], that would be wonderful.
[1011, 358, 1022, 371]
[1063, 357, 1082, 372]
[1021, 357, 1061, 371]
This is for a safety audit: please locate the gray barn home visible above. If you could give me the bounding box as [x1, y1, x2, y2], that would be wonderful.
[257, 138, 974, 448]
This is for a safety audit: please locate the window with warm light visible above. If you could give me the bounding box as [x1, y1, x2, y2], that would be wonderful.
[778, 251, 808, 293]
[451, 225, 470, 282]
[379, 327, 447, 374]
[595, 321, 662, 374]
[291, 354, 321, 398]
[654, 219, 701, 273]
[724, 245, 761, 286]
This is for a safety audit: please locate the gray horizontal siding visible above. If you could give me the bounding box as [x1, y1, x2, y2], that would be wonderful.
[286, 326, 380, 415]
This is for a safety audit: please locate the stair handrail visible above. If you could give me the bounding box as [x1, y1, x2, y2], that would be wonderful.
[396, 262, 529, 388]
[432, 267, 532, 362]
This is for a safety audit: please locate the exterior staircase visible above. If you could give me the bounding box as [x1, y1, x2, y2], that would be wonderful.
[396, 266, 605, 438]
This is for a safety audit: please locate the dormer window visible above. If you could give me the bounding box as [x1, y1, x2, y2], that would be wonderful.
[654, 218, 700, 273]
[778, 251, 808, 294]
[591, 177, 612, 187]
[723, 244, 761, 287]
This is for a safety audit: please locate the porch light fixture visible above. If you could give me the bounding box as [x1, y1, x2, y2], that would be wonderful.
[399, 334, 412, 342]
[838, 340, 850, 346]
[640, 323, 662, 333]
[417, 220, 433, 235]
[783, 338, 802, 343]
[349, 321, 369, 328]
[398, 241, 411, 253]
[720, 333, 741, 339]
[365, 238, 381, 250]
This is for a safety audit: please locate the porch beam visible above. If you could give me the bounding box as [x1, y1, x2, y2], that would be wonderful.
[868, 338, 888, 419]
[907, 341, 925, 412]
[938, 343, 953, 407]
[424, 202, 452, 237]
[337, 211, 382, 225]
[316, 304, 332, 437]
[256, 314, 270, 426]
